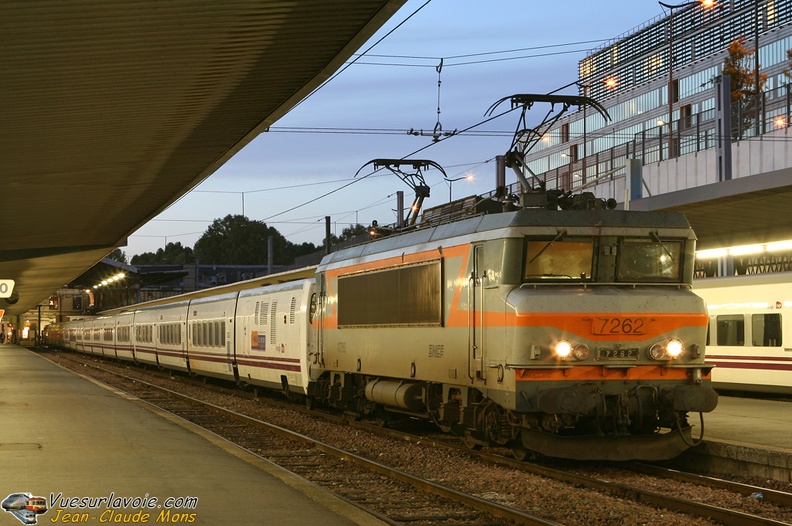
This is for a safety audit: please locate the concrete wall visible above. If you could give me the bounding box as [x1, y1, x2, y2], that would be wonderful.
[593, 125, 792, 202]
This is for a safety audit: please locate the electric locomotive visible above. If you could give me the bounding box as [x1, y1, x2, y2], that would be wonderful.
[42, 190, 718, 461]
[308, 192, 718, 460]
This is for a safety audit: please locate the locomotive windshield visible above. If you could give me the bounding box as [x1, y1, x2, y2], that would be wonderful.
[617, 238, 682, 282]
[523, 235, 685, 283]
[523, 238, 594, 280]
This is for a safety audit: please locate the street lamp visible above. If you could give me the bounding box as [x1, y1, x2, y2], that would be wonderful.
[658, 0, 713, 158]
[446, 174, 474, 203]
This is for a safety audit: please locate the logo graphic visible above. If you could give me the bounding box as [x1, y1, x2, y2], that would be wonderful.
[2, 493, 48, 525]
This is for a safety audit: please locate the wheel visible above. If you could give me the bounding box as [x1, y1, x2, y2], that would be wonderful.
[463, 434, 483, 451]
[511, 441, 530, 461]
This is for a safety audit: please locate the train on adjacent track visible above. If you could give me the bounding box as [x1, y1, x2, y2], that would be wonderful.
[694, 272, 792, 395]
[43, 190, 719, 461]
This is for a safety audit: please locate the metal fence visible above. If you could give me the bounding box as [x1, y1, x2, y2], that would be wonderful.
[531, 83, 792, 192]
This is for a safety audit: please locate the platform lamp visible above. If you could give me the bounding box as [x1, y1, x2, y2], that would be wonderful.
[658, 0, 714, 159]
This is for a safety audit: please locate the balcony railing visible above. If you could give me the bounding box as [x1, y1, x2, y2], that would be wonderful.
[527, 83, 792, 193]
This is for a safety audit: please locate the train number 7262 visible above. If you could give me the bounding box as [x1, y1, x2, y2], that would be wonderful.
[593, 317, 646, 335]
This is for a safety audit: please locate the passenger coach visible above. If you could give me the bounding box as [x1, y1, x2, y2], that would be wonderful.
[695, 272, 792, 394]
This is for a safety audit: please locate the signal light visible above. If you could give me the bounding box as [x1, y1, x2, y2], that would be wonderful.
[573, 344, 590, 360]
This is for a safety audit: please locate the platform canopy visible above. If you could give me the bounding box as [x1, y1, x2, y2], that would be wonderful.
[0, 0, 406, 316]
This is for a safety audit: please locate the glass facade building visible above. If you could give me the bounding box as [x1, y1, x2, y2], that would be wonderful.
[521, 0, 792, 192]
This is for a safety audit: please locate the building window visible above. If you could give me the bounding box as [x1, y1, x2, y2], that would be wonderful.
[561, 123, 570, 143]
[680, 104, 692, 130]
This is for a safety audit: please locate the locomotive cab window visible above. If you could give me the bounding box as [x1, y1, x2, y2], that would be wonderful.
[523, 238, 594, 281]
[617, 237, 683, 282]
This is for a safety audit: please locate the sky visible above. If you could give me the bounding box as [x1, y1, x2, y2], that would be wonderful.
[123, 0, 667, 258]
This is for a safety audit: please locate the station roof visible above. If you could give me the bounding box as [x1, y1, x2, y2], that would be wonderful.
[0, 0, 405, 316]
[629, 168, 792, 251]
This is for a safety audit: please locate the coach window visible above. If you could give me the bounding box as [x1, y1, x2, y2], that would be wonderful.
[716, 315, 744, 346]
[523, 238, 594, 281]
[705, 317, 712, 346]
[752, 313, 782, 347]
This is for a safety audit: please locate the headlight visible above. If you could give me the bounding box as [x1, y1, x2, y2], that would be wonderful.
[554, 340, 572, 358]
[649, 339, 685, 360]
[666, 339, 684, 358]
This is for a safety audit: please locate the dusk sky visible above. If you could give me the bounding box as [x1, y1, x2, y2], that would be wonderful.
[124, 0, 667, 258]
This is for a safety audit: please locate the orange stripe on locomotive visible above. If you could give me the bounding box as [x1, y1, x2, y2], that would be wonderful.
[514, 364, 711, 382]
[445, 310, 707, 339]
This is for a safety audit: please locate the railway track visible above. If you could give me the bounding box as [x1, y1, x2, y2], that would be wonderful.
[39, 349, 792, 526]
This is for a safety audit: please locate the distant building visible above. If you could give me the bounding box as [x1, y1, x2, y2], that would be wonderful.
[521, 0, 792, 193]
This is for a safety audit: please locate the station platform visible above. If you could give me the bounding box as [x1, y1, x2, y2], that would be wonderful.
[1, 344, 789, 526]
[704, 395, 792, 450]
[0, 345, 385, 526]
[675, 394, 792, 483]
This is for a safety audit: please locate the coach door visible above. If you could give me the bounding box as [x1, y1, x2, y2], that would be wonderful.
[469, 244, 485, 382]
[310, 274, 327, 381]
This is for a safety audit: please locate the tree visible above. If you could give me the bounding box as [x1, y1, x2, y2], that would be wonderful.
[106, 248, 127, 264]
[324, 223, 370, 248]
[130, 217, 320, 267]
[722, 37, 768, 137]
[194, 214, 292, 265]
[131, 242, 193, 265]
[283, 241, 319, 263]
[339, 224, 368, 241]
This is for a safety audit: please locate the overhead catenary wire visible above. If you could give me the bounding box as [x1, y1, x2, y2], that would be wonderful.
[287, 0, 436, 113]
[134, 5, 697, 253]
[353, 47, 603, 68]
[147, 5, 602, 241]
[351, 39, 610, 67]
[265, 126, 513, 137]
